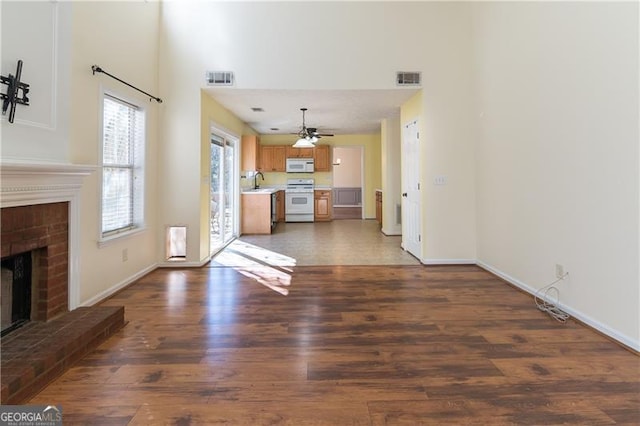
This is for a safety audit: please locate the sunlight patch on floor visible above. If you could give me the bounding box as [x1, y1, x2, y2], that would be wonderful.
[212, 240, 295, 296]
[227, 240, 296, 269]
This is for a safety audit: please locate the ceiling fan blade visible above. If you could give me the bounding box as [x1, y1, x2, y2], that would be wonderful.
[307, 128, 334, 137]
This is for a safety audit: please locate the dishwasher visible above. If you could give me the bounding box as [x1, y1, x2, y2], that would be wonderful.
[271, 192, 277, 229]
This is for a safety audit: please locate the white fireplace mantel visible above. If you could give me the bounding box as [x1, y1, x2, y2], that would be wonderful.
[1, 162, 96, 310]
[1, 162, 96, 208]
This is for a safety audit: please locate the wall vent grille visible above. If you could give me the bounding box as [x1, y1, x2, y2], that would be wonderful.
[396, 72, 421, 86]
[206, 71, 234, 86]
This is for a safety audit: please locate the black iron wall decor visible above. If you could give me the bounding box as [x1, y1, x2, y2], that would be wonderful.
[91, 65, 162, 103]
[1, 60, 30, 123]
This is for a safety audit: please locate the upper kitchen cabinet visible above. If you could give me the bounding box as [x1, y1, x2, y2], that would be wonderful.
[261, 145, 286, 172]
[286, 146, 314, 158]
[313, 145, 331, 172]
[241, 135, 261, 171]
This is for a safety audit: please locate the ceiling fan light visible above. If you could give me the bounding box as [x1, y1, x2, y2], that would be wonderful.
[309, 136, 319, 143]
[293, 137, 315, 148]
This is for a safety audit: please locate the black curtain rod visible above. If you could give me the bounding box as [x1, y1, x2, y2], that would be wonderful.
[91, 65, 162, 103]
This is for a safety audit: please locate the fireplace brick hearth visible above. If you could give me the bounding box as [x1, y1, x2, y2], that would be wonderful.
[1, 305, 125, 404]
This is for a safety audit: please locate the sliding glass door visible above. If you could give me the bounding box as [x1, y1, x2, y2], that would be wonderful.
[210, 133, 237, 253]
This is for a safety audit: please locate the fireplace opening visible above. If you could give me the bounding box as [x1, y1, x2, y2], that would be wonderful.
[1, 251, 35, 336]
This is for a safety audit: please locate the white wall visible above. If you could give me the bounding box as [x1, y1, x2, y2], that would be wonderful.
[471, 2, 639, 349]
[1, 1, 161, 306]
[189, 2, 424, 90]
[413, 5, 478, 264]
[1, 2, 71, 162]
[159, 5, 220, 264]
[69, 1, 160, 304]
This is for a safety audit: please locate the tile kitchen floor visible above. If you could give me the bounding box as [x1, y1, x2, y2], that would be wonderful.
[211, 219, 420, 267]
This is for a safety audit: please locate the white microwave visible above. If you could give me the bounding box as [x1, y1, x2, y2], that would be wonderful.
[286, 158, 314, 173]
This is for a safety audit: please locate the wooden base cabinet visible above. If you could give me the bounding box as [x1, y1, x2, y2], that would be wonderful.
[241, 194, 272, 234]
[314, 190, 332, 222]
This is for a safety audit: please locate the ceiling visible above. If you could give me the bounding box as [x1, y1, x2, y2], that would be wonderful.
[203, 88, 420, 136]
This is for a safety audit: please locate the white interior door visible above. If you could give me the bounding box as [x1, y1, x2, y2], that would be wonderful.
[402, 119, 421, 259]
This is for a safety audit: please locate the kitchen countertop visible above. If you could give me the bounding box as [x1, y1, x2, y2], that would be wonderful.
[241, 187, 281, 195]
[242, 186, 334, 194]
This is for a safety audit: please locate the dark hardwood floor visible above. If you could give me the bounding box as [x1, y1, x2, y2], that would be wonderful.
[29, 264, 639, 425]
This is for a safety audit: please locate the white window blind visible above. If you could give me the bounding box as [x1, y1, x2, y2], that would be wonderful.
[101, 94, 145, 238]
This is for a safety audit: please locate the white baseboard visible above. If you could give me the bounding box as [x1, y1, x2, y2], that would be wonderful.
[381, 228, 401, 236]
[477, 260, 640, 353]
[421, 258, 476, 265]
[81, 263, 158, 307]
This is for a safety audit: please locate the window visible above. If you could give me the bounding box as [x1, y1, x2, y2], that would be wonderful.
[100, 94, 145, 239]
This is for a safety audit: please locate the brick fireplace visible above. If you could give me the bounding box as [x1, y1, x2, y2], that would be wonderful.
[1, 202, 70, 326]
[0, 162, 95, 316]
[0, 162, 127, 404]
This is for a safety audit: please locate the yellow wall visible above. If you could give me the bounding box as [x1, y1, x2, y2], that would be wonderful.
[380, 115, 402, 235]
[400, 91, 424, 138]
[259, 134, 381, 218]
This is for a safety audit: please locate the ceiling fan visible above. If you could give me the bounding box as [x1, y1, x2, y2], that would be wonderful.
[292, 108, 333, 148]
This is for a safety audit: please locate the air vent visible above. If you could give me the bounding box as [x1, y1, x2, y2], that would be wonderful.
[206, 71, 234, 86]
[396, 72, 421, 86]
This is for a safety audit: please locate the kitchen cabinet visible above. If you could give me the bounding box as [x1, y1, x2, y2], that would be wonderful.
[286, 146, 314, 158]
[276, 190, 285, 222]
[241, 135, 261, 171]
[261, 145, 286, 172]
[314, 189, 332, 222]
[313, 145, 331, 172]
[241, 193, 273, 234]
[375, 190, 382, 226]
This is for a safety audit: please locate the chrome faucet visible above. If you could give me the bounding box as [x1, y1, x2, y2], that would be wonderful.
[254, 171, 265, 189]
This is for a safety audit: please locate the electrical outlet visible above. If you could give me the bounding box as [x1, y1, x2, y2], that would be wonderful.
[122, 248, 128, 262]
[434, 175, 447, 185]
[555, 263, 564, 278]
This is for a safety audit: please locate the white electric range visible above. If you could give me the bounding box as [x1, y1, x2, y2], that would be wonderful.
[285, 178, 314, 222]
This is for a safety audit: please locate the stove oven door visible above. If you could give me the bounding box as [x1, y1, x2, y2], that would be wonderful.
[285, 191, 314, 222]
